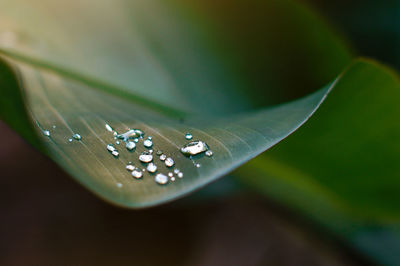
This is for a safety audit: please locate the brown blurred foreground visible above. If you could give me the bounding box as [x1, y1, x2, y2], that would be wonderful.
[0, 121, 368, 266]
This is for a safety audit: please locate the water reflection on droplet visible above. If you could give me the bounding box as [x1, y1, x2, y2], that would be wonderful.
[155, 173, 168, 185]
[181, 141, 209, 156]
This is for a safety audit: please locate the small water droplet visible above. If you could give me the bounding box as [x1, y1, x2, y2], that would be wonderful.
[174, 169, 180, 174]
[126, 141, 136, 151]
[116, 183, 123, 188]
[178, 172, 183, 178]
[139, 152, 153, 163]
[171, 177, 176, 182]
[185, 133, 193, 140]
[168, 172, 173, 177]
[112, 150, 119, 157]
[116, 134, 125, 139]
[156, 150, 163, 156]
[69, 138, 73, 142]
[126, 164, 135, 171]
[133, 138, 139, 143]
[149, 149, 153, 154]
[155, 173, 168, 185]
[107, 144, 116, 152]
[116, 140, 120, 145]
[105, 124, 113, 132]
[195, 163, 201, 168]
[160, 154, 167, 161]
[132, 170, 143, 179]
[72, 133, 82, 141]
[43, 130, 50, 137]
[52, 125, 56, 129]
[144, 139, 153, 148]
[165, 157, 175, 167]
[148, 136, 152, 140]
[205, 150, 213, 157]
[147, 163, 157, 173]
[181, 141, 209, 156]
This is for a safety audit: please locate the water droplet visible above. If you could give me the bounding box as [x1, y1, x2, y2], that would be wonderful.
[134, 129, 144, 138]
[156, 150, 163, 156]
[174, 169, 180, 174]
[185, 133, 193, 140]
[181, 141, 209, 156]
[171, 177, 176, 182]
[69, 138, 73, 142]
[126, 141, 136, 151]
[116, 141, 120, 145]
[133, 138, 139, 143]
[147, 163, 157, 173]
[160, 154, 167, 161]
[132, 170, 143, 179]
[126, 164, 135, 171]
[139, 152, 153, 163]
[107, 144, 116, 152]
[105, 124, 113, 132]
[205, 150, 213, 157]
[165, 157, 175, 167]
[72, 133, 82, 141]
[143, 139, 153, 148]
[149, 149, 153, 154]
[116, 134, 125, 140]
[112, 150, 119, 157]
[168, 172, 173, 177]
[116, 183, 123, 188]
[52, 125, 56, 129]
[43, 130, 50, 137]
[195, 163, 201, 168]
[148, 136, 152, 140]
[155, 173, 168, 185]
[178, 172, 183, 178]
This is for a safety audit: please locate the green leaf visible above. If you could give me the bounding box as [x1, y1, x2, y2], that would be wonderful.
[236, 59, 400, 265]
[0, 0, 352, 207]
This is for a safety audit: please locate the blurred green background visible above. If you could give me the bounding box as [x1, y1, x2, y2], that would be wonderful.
[1, 0, 400, 265]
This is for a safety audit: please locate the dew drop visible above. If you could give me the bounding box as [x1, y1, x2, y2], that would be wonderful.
[112, 150, 119, 157]
[171, 177, 176, 182]
[134, 129, 144, 138]
[178, 172, 183, 178]
[181, 141, 209, 156]
[205, 150, 213, 157]
[72, 133, 82, 141]
[148, 136, 152, 140]
[195, 163, 201, 168]
[165, 157, 175, 167]
[160, 154, 167, 161]
[52, 125, 56, 129]
[174, 169, 180, 174]
[149, 149, 153, 154]
[143, 139, 153, 148]
[168, 172, 173, 177]
[107, 144, 116, 152]
[126, 164, 135, 171]
[139, 152, 153, 163]
[126, 141, 136, 151]
[155, 173, 168, 185]
[116, 141, 120, 145]
[147, 163, 157, 173]
[69, 138, 73, 142]
[43, 130, 50, 137]
[134, 138, 139, 143]
[105, 124, 113, 132]
[116, 183, 123, 188]
[185, 133, 193, 140]
[156, 150, 163, 156]
[132, 170, 143, 179]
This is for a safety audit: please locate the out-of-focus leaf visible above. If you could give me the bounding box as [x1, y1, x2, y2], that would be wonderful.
[236, 59, 400, 265]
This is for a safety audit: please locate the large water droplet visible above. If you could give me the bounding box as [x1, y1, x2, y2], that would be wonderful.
[126, 141, 136, 151]
[132, 169, 143, 179]
[165, 157, 175, 167]
[181, 141, 209, 156]
[43, 130, 50, 137]
[147, 163, 157, 173]
[155, 173, 168, 185]
[72, 133, 82, 141]
[139, 152, 153, 163]
[143, 139, 153, 148]
[185, 133, 193, 140]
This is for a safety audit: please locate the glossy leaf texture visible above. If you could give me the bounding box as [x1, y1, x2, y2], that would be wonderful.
[0, 0, 352, 207]
[236, 59, 400, 266]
